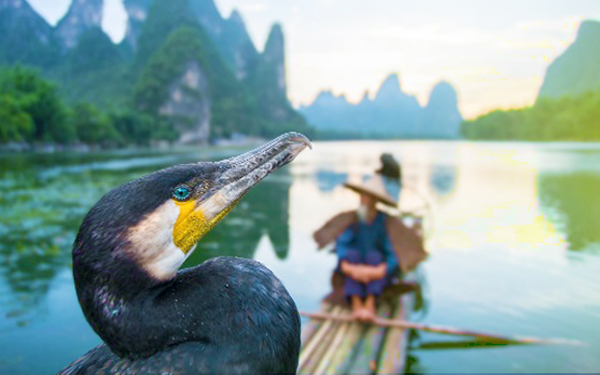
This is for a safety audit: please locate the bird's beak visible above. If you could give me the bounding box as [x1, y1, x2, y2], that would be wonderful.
[172, 132, 312, 253]
[218, 132, 310, 195]
[201, 132, 312, 220]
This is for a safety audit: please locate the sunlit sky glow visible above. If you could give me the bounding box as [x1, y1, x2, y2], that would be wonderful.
[27, 0, 600, 118]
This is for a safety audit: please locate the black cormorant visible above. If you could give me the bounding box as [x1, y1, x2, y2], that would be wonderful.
[57, 132, 311, 374]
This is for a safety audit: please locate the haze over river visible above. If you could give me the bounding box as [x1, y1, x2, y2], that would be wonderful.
[1, 141, 599, 374]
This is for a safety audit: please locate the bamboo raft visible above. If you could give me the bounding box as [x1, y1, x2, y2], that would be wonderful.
[298, 285, 417, 374]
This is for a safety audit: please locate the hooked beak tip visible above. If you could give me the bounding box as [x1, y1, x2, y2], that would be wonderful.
[287, 132, 313, 150]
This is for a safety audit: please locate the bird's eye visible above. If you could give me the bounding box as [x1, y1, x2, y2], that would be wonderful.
[172, 186, 191, 201]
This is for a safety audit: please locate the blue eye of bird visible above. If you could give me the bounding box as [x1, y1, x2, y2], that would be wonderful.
[172, 186, 191, 201]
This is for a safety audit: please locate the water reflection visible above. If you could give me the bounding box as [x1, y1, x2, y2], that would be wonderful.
[0, 168, 98, 327]
[429, 165, 457, 197]
[314, 164, 457, 203]
[3, 141, 600, 374]
[315, 170, 348, 192]
[538, 172, 600, 252]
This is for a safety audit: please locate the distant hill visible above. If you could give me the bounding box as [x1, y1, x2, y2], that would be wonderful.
[299, 74, 462, 139]
[420, 81, 462, 139]
[0, 0, 312, 143]
[0, 0, 61, 68]
[462, 19, 600, 142]
[537, 20, 600, 100]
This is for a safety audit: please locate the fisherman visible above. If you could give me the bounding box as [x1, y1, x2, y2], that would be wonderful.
[314, 154, 427, 322]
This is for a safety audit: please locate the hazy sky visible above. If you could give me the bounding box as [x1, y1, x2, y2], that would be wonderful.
[27, 0, 600, 118]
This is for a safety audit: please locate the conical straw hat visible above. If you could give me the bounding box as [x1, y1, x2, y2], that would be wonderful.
[344, 174, 398, 207]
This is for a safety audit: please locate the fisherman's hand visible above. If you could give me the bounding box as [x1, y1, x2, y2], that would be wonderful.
[341, 261, 360, 280]
[354, 264, 386, 283]
[352, 266, 372, 283]
[367, 263, 387, 282]
[341, 261, 369, 283]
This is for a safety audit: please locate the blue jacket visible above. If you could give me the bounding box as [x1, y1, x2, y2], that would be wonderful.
[335, 212, 399, 275]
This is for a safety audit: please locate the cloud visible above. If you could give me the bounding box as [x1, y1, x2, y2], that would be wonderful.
[27, 0, 71, 25]
[368, 23, 492, 47]
[102, 0, 127, 43]
[237, 1, 267, 13]
[367, 17, 579, 52]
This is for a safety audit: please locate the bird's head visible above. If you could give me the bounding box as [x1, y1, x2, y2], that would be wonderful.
[73, 132, 311, 283]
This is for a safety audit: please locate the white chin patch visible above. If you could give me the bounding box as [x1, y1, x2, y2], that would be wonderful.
[127, 200, 197, 280]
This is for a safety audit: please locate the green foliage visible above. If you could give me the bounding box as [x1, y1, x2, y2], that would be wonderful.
[0, 0, 314, 147]
[0, 67, 164, 146]
[0, 95, 33, 142]
[68, 103, 120, 146]
[538, 21, 600, 100]
[0, 67, 71, 143]
[461, 89, 600, 141]
[135, 0, 200, 67]
[133, 0, 314, 141]
[110, 110, 156, 146]
[135, 26, 206, 114]
[49, 28, 132, 108]
[135, 24, 263, 139]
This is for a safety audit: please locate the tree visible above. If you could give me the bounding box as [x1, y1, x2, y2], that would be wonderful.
[0, 67, 71, 143]
[69, 103, 120, 146]
[110, 110, 156, 145]
[0, 95, 33, 142]
[461, 89, 600, 141]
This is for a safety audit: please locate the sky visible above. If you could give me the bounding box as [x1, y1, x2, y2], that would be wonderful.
[27, 0, 600, 119]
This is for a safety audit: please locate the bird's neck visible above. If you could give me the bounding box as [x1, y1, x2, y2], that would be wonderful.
[73, 252, 173, 359]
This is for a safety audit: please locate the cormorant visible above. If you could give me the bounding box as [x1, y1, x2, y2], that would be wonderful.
[57, 133, 311, 374]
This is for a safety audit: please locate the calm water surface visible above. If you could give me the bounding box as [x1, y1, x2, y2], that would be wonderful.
[1, 141, 599, 374]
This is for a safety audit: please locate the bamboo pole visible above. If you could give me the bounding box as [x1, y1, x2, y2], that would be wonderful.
[299, 311, 583, 346]
[323, 320, 365, 373]
[298, 306, 343, 372]
[301, 320, 341, 374]
[301, 311, 346, 374]
[345, 302, 393, 374]
[377, 294, 410, 374]
[301, 302, 333, 347]
[313, 320, 351, 374]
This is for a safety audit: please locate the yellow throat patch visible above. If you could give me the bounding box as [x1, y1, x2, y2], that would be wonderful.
[173, 200, 210, 253]
[172, 198, 237, 254]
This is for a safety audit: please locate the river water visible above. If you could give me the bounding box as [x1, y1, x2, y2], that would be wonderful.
[1, 141, 599, 374]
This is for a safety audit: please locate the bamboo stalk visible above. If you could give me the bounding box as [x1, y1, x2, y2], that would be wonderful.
[301, 312, 345, 374]
[301, 321, 340, 374]
[298, 306, 343, 372]
[323, 320, 365, 373]
[299, 310, 583, 346]
[314, 320, 350, 374]
[301, 302, 333, 347]
[345, 302, 393, 374]
[377, 294, 410, 374]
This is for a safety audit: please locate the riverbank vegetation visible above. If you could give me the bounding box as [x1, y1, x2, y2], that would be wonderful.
[0, 64, 314, 149]
[461, 89, 600, 141]
[0, 67, 163, 147]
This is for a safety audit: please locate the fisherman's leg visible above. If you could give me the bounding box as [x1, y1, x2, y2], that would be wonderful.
[342, 249, 366, 300]
[341, 249, 371, 320]
[350, 295, 366, 320]
[365, 250, 389, 301]
[365, 276, 388, 297]
[361, 294, 376, 323]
